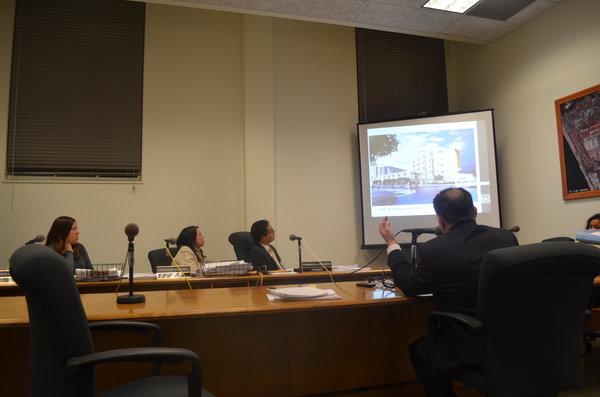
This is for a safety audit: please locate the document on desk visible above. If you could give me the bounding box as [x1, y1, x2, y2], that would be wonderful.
[332, 265, 372, 272]
[266, 286, 341, 301]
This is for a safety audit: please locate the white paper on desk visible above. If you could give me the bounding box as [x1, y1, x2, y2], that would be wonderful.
[266, 286, 341, 301]
[332, 265, 372, 272]
[131, 273, 158, 280]
[268, 269, 295, 275]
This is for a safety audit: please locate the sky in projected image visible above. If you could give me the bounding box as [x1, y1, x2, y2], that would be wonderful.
[370, 129, 476, 174]
[368, 121, 479, 209]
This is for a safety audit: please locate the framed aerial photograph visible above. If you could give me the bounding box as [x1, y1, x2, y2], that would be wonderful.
[555, 83, 600, 200]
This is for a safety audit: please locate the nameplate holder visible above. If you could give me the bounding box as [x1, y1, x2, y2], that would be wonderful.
[156, 265, 191, 276]
[293, 261, 332, 273]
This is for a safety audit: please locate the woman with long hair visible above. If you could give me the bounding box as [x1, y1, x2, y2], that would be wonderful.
[173, 225, 206, 273]
[585, 213, 600, 230]
[46, 216, 92, 272]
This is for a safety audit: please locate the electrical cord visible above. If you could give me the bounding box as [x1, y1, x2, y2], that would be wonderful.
[114, 251, 129, 294]
[347, 230, 404, 275]
[303, 239, 354, 298]
[164, 243, 193, 290]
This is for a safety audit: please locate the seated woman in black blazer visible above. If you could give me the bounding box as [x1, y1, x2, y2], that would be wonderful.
[46, 216, 92, 272]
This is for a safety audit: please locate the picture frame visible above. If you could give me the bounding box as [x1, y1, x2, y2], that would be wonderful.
[555, 83, 600, 200]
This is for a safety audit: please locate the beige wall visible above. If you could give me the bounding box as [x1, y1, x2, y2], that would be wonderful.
[0, 2, 378, 270]
[446, 0, 600, 244]
[0, 3, 247, 270]
[4, 0, 597, 271]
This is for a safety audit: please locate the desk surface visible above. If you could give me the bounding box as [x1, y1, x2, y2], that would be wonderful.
[0, 268, 389, 296]
[0, 281, 410, 326]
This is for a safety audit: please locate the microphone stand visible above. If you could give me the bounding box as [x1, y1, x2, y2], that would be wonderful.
[117, 228, 145, 304]
[296, 238, 303, 272]
[409, 231, 423, 268]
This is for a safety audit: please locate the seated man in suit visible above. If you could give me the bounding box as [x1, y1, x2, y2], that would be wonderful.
[245, 220, 284, 272]
[379, 187, 518, 397]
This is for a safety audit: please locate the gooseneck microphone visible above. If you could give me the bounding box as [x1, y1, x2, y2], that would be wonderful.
[164, 237, 176, 245]
[117, 223, 145, 304]
[289, 234, 303, 271]
[509, 226, 520, 233]
[25, 234, 45, 245]
[401, 228, 438, 235]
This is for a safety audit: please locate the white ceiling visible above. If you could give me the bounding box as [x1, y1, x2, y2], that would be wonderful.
[145, 0, 563, 44]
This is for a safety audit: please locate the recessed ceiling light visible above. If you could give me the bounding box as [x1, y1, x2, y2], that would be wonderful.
[423, 0, 482, 14]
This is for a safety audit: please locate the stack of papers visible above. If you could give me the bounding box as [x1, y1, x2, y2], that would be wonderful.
[202, 260, 253, 276]
[266, 286, 340, 301]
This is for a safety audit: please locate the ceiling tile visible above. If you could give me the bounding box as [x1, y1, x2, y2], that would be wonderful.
[354, 2, 417, 27]
[402, 7, 460, 33]
[253, 0, 312, 14]
[506, 0, 555, 25]
[305, 0, 370, 21]
[151, 0, 563, 43]
[376, 0, 428, 7]
[192, 0, 258, 8]
[444, 15, 515, 42]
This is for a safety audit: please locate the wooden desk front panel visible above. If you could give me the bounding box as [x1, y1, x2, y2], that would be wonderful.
[0, 282, 433, 396]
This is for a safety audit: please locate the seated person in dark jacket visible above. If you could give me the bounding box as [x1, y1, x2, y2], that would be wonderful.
[379, 187, 518, 397]
[245, 220, 284, 272]
[46, 216, 92, 273]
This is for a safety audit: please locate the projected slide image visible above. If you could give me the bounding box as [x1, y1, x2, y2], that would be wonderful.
[368, 125, 480, 216]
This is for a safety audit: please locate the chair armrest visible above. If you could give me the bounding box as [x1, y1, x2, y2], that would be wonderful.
[89, 321, 163, 375]
[428, 311, 485, 335]
[89, 321, 163, 346]
[67, 347, 202, 395]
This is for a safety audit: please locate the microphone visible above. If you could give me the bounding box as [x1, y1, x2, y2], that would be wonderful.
[117, 223, 145, 305]
[508, 226, 520, 233]
[401, 228, 438, 235]
[124, 223, 139, 243]
[25, 234, 45, 245]
[289, 234, 302, 241]
[164, 237, 176, 245]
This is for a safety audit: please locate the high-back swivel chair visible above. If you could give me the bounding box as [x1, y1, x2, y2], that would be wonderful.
[148, 247, 178, 273]
[428, 242, 600, 396]
[227, 232, 256, 261]
[9, 244, 212, 397]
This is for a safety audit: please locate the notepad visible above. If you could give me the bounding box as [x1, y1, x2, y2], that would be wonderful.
[266, 286, 340, 301]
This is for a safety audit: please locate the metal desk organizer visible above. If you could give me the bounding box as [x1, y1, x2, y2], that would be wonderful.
[200, 260, 254, 277]
[74, 264, 122, 281]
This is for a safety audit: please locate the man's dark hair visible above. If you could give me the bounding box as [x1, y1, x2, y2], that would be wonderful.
[250, 220, 270, 244]
[586, 213, 600, 229]
[432, 187, 476, 225]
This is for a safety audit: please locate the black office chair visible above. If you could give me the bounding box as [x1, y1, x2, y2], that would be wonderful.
[428, 242, 600, 396]
[227, 231, 256, 260]
[148, 247, 178, 273]
[9, 244, 211, 397]
[541, 236, 575, 242]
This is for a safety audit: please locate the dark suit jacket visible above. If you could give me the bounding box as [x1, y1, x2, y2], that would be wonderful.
[388, 220, 518, 371]
[245, 244, 282, 271]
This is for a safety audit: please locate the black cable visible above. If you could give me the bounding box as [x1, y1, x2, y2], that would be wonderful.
[347, 230, 403, 275]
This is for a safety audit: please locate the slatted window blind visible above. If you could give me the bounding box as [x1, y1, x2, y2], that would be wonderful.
[6, 0, 145, 177]
[356, 28, 448, 124]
